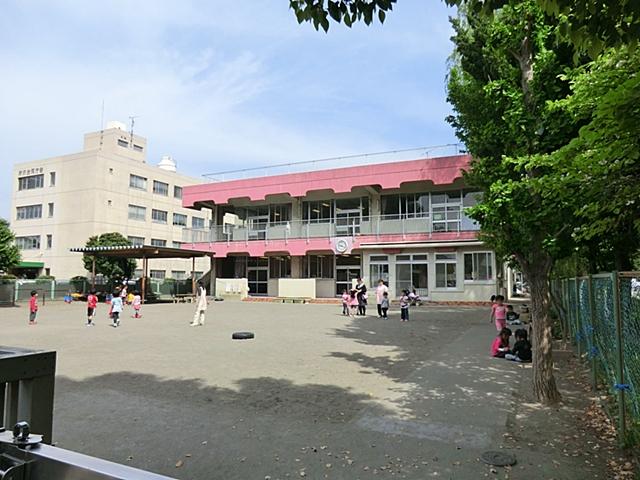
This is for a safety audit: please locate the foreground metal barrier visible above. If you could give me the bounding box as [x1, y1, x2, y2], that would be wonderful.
[0, 422, 175, 479]
[1, 347, 56, 444]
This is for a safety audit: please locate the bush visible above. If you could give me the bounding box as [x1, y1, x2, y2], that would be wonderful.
[35, 275, 55, 283]
[0, 274, 17, 280]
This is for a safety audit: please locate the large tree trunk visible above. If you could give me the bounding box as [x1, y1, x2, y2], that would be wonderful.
[523, 256, 562, 404]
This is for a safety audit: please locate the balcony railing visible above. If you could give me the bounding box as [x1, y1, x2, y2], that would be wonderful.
[182, 213, 479, 244]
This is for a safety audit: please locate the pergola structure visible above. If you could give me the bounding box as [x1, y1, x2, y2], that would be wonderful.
[69, 245, 214, 303]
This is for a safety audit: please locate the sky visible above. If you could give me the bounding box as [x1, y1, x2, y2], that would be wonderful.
[0, 1, 459, 218]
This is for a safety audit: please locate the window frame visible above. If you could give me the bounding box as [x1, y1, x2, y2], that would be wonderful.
[172, 213, 187, 227]
[15, 235, 41, 250]
[192, 217, 205, 229]
[129, 174, 147, 191]
[18, 174, 44, 191]
[464, 251, 494, 282]
[150, 238, 167, 247]
[434, 253, 458, 289]
[127, 236, 145, 247]
[153, 180, 169, 196]
[151, 209, 168, 224]
[16, 204, 43, 220]
[128, 204, 146, 221]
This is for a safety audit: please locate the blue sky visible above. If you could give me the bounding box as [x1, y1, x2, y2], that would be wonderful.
[0, 1, 459, 218]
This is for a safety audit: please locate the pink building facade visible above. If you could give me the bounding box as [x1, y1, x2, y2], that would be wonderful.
[182, 155, 499, 301]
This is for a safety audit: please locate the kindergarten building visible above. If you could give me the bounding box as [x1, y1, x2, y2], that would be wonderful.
[181, 154, 501, 301]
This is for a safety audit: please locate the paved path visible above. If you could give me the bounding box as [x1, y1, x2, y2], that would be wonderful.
[1, 301, 605, 479]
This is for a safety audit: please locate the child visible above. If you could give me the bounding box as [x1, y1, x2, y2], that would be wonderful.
[110, 291, 123, 327]
[86, 290, 98, 326]
[349, 289, 359, 318]
[126, 291, 135, 306]
[505, 329, 532, 362]
[490, 294, 507, 331]
[506, 305, 521, 325]
[341, 289, 350, 316]
[491, 327, 512, 358]
[28, 290, 38, 325]
[380, 291, 390, 319]
[399, 289, 410, 322]
[375, 280, 388, 318]
[132, 291, 142, 318]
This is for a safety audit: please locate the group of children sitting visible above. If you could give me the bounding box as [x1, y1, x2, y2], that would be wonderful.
[489, 294, 532, 362]
[491, 327, 532, 362]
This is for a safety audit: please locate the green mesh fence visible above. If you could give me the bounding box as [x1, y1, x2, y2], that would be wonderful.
[619, 275, 640, 440]
[558, 272, 640, 445]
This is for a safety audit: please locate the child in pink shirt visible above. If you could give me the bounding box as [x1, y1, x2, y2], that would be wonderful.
[491, 327, 512, 357]
[349, 289, 359, 318]
[28, 290, 38, 325]
[490, 294, 507, 331]
[341, 289, 350, 316]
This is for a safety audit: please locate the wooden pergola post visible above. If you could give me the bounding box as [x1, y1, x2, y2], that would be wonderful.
[141, 256, 148, 304]
[91, 257, 96, 290]
[191, 257, 196, 295]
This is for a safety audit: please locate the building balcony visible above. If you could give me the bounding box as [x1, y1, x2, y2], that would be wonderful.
[181, 214, 481, 258]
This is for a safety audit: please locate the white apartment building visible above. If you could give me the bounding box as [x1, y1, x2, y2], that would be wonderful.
[10, 122, 211, 280]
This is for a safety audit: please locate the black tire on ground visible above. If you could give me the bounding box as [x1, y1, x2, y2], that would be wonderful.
[232, 331, 255, 340]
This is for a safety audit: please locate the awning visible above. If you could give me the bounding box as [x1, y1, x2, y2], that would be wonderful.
[15, 261, 44, 268]
[69, 245, 213, 259]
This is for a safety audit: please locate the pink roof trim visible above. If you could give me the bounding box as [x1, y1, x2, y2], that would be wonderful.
[183, 154, 471, 206]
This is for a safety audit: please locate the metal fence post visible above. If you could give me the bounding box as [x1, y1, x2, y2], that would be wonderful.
[587, 275, 597, 390]
[610, 271, 627, 446]
[574, 277, 582, 357]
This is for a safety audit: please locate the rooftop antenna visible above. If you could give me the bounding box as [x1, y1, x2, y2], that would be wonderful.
[128, 115, 139, 148]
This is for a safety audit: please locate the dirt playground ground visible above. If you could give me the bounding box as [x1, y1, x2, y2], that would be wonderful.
[1, 300, 629, 479]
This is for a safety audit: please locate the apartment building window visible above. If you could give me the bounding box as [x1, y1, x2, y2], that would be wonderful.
[118, 139, 129, 148]
[129, 174, 147, 190]
[173, 213, 187, 226]
[150, 239, 166, 247]
[303, 255, 333, 279]
[153, 180, 169, 196]
[128, 204, 146, 221]
[48, 203, 54, 217]
[49, 172, 56, 186]
[151, 209, 168, 224]
[174, 186, 183, 199]
[133, 144, 144, 152]
[172, 241, 183, 248]
[435, 253, 457, 289]
[46, 234, 52, 249]
[16, 204, 42, 220]
[15, 235, 40, 250]
[171, 270, 187, 280]
[18, 174, 44, 191]
[269, 256, 291, 278]
[128, 236, 145, 246]
[192, 217, 205, 229]
[149, 270, 165, 280]
[464, 252, 493, 281]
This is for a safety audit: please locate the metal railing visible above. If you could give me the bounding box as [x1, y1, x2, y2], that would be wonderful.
[182, 213, 480, 244]
[1, 346, 56, 444]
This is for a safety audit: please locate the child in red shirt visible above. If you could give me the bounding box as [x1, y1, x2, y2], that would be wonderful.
[28, 290, 38, 325]
[86, 290, 98, 326]
[491, 327, 512, 358]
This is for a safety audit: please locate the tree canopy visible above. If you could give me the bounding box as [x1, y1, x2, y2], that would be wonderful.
[0, 219, 21, 273]
[82, 232, 136, 280]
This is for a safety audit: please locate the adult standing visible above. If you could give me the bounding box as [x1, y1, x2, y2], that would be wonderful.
[375, 279, 388, 318]
[190, 281, 208, 327]
[355, 277, 367, 316]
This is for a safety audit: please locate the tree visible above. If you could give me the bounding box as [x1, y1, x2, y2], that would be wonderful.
[446, 1, 585, 403]
[289, 0, 396, 31]
[82, 233, 136, 280]
[0, 218, 21, 273]
[289, 0, 640, 56]
[552, 46, 640, 270]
